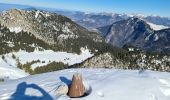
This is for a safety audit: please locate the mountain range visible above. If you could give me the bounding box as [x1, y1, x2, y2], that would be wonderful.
[1, 3, 170, 30]
[55, 10, 170, 31]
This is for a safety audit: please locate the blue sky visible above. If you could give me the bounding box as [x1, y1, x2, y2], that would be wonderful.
[0, 0, 170, 17]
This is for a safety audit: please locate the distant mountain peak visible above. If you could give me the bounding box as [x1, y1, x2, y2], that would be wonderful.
[98, 16, 170, 53]
[124, 17, 169, 31]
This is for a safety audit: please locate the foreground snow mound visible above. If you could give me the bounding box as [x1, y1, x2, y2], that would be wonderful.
[0, 69, 170, 100]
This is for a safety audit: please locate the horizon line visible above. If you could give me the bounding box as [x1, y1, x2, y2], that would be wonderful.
[0, 2, 170, 18]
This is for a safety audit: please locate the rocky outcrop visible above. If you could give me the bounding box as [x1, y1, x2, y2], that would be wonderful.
[81, 52, 127, 69]
[68, 73, 85, 98]
[77, 47, 170, 72]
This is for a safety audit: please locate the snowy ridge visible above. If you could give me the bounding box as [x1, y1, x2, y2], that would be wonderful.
[0, 68, 170, 100]
[146, 22, 169, 31]
[35, 10, 40, 18]
[35, 10, 50, 18]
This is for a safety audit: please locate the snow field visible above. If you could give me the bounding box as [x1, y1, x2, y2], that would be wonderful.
[0, 69, 170, 100]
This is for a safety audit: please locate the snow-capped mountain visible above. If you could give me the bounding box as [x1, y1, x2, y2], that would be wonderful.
[98, 17, 170, 53]
[0, 68, 170, 100]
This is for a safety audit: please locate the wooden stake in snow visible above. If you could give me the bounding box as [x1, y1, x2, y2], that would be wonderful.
[68, 73, 85, 98]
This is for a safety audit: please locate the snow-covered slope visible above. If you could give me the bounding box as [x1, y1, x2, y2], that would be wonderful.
[0, 68, 170, 100]
[0, 56, 29, 80]
[0, 66, 29, 80]
[146, 22, 169, 31]
[0, 48, 93, 79]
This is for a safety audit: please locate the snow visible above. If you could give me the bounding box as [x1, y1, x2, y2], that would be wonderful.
[35, 10, 50, 18]
[45, 13, 50, 17]
[9, 27, 22, 33]
[0, 48, 93, 79]
[146, 22, 169, 31]
[62, 25, 74, 34]
[15, 48, 92, 67]
[154, 34, 159, 41]
[96, 91, 104, 97]
[53, 25, 59, 31]
[0, 58, 29, 79]
[0, 66, 29, 80]
[31, 62, 49, 70]
[6, 41, 15, 47]
[0, 68, 170, 100]
[127, 13, 146, 18]
[35, 10, 40, 18]
[58, 34, 78, 40]
[145, 33, 152, 41]
[83, 18, 95, 23]
[151, 59, 162, 65]
[128, 48, 134, 51]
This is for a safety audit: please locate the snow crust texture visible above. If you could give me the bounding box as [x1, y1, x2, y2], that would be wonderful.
[0, 69, 170, 100]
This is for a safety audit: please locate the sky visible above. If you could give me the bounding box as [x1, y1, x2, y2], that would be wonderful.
[0, 0, 170, 17]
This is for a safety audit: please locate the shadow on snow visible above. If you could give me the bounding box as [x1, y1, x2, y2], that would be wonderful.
[10, 82, 53, 100]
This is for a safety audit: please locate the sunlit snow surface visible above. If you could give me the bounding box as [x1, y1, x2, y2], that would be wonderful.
[9, 27, 22, 33]
[0, 69, 170, 100]
[0, 48, 93, 79]
[147, 22, 169, 31]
